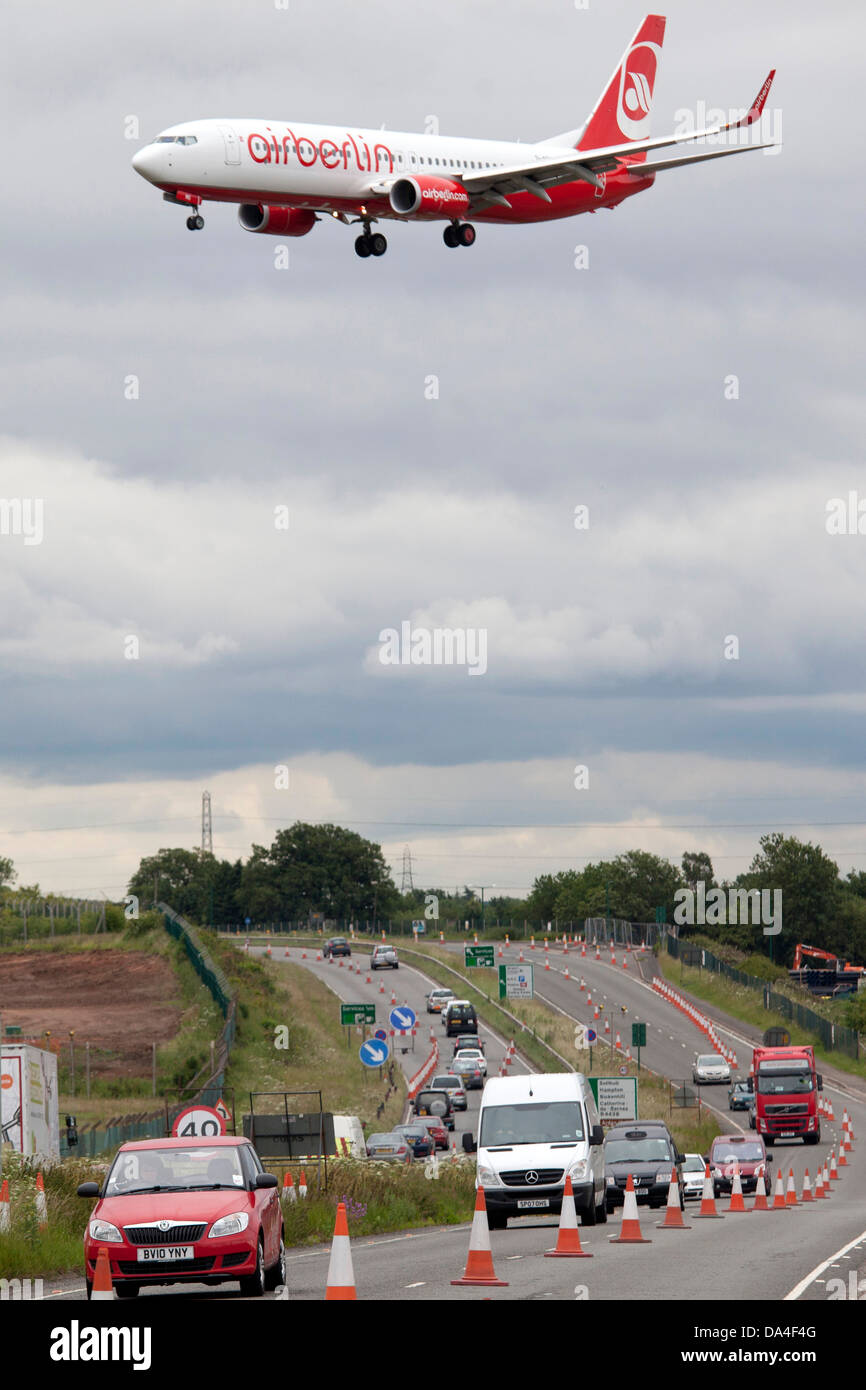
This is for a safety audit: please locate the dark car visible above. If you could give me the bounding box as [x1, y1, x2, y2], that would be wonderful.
[443, 1001, 478, 1037]
[413, 1088, 455, 1132]
[393, 1123, 434, 1159]
[708, 1135, 772, 1197]
[323, 937, 351, 958]
[452, 1034, 485, 1057]
[604, 1121, 684, 1212]
[728, 1081, 752, 1111]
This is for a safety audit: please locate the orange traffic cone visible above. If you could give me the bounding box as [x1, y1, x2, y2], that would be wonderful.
[657, 1168, 690, 1229]
[727, 1164, 750, 1214]
[610, 1174, 651, 1243]
[814, 1167, 826, 1199]
[801, 1170, 813, 1202]
[694, 1165, 724, 1219]
[91, 1246, 115, 1300]
[785, 1168, 798, 1206]
[771, 1170, 788, 1210]
[822, 1161, 832, 1196]
[838, 1140, 848, 1168]
[325, 1202, 357, 1299]
[0, 1179, 10, 1232]
[451, 1188, 509, 1286]
[829, 1149, 840, 1182]
[545, 1176, 593, 1257]
[752, 1173, 770, 1211]
[299, 1170, 308, 1199]
[35, 1171, 48, 1228]
[282, 1171, 296, 1204]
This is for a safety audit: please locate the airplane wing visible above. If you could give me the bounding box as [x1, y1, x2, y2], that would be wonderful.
[460, 70, 776, 209]
[629, 141, 778, 176]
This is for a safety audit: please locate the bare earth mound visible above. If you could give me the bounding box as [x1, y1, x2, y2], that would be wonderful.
[0, 951, 182, 1078]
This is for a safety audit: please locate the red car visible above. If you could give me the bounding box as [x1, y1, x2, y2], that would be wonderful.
[78, 1136, 284, 1299]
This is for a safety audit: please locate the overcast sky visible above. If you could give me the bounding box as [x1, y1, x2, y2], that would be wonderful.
[2, 0, 865, 902]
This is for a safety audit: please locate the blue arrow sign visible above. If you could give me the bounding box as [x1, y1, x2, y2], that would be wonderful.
[359, 1038, 390, 1067]
[374, 1029, 387, 1042]
[389, 1006, 416, 1031]
[585, 1027, 597, 1044]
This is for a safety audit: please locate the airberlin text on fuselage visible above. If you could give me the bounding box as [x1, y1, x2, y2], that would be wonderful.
[248, 129, 394, 173]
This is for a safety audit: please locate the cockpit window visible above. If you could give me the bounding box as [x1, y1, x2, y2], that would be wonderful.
[155, 136, 177, 143]
[178, 135, 197, 145]
[154, 135, 197, 145]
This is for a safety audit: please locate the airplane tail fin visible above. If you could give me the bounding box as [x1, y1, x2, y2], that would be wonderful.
[551, 15, 666, 156]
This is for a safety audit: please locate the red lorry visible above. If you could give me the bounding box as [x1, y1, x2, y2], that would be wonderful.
[750, 1045, 822, 1146]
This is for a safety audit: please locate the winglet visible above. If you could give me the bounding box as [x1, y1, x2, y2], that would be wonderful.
[739, 69, 776, 127]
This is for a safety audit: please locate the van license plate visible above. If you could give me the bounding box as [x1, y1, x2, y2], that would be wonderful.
[137, 1245, 194, 1262]
[517, 1199, 549, 1209]
[780, 1131, 795, 1138]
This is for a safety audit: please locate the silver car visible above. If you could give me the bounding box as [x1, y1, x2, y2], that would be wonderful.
[430, 1074, 468, 1111]
[692, 1053, 731, 1085]
[365, 1132, 412, 1162]
[681, 1153, 707, 1201]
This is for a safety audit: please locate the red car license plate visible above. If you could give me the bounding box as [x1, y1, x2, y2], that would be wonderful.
[137, 1245, 194, 1262]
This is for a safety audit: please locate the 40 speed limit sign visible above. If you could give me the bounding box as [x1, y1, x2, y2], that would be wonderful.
[171, 1104, 226, 1138]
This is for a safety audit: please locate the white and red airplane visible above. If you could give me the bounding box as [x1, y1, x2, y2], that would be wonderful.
[132, 15, 776, 258]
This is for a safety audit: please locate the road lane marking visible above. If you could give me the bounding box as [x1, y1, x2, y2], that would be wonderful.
[784, 1228, 866, 1300]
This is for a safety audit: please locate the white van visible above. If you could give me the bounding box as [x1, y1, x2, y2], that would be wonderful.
[462, 1073, 605, 1230]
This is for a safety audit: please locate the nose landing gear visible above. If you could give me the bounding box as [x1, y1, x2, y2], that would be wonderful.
[186, 214, 205, 230]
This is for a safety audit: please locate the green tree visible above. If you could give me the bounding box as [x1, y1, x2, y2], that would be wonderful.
[605, 851, 683, 923]
[238, 822, 397, 922]
[681, 850, 716, 892]
[735, 833, 841, 966]
[0, 855, 15, 890]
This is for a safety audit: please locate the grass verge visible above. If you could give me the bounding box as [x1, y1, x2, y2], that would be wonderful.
[657, 952, 866, 1082]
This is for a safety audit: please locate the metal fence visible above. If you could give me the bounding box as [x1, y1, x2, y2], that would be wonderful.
[663, 932, 860, 1059]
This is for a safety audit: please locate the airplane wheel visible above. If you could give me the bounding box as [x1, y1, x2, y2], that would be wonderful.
[186, 216, 197, 230]
[370, 233, 387, 257]
[355, 235, 372, 258]
[194, 215, 204, 229]
[458, 223, 476, 247]
[443, 225, 459, 248]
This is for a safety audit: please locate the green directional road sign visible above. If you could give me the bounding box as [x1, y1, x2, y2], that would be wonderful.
[341, 1004, 376, 1026]
[465, 944, 495, 968]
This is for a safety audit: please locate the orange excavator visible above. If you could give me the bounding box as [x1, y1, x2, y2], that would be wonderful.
[790, 943, 865, 997]
[791, 943, 865, 974]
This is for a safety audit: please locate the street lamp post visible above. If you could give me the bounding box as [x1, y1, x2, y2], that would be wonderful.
[469, 886, 496, 934]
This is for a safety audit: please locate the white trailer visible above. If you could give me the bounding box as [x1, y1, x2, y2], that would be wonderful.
[0, 1043, 60, 1162]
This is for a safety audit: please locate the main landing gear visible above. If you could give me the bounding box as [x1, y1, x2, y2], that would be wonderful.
[443, 222, 476, 249]
[355, 221, 387, 258]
